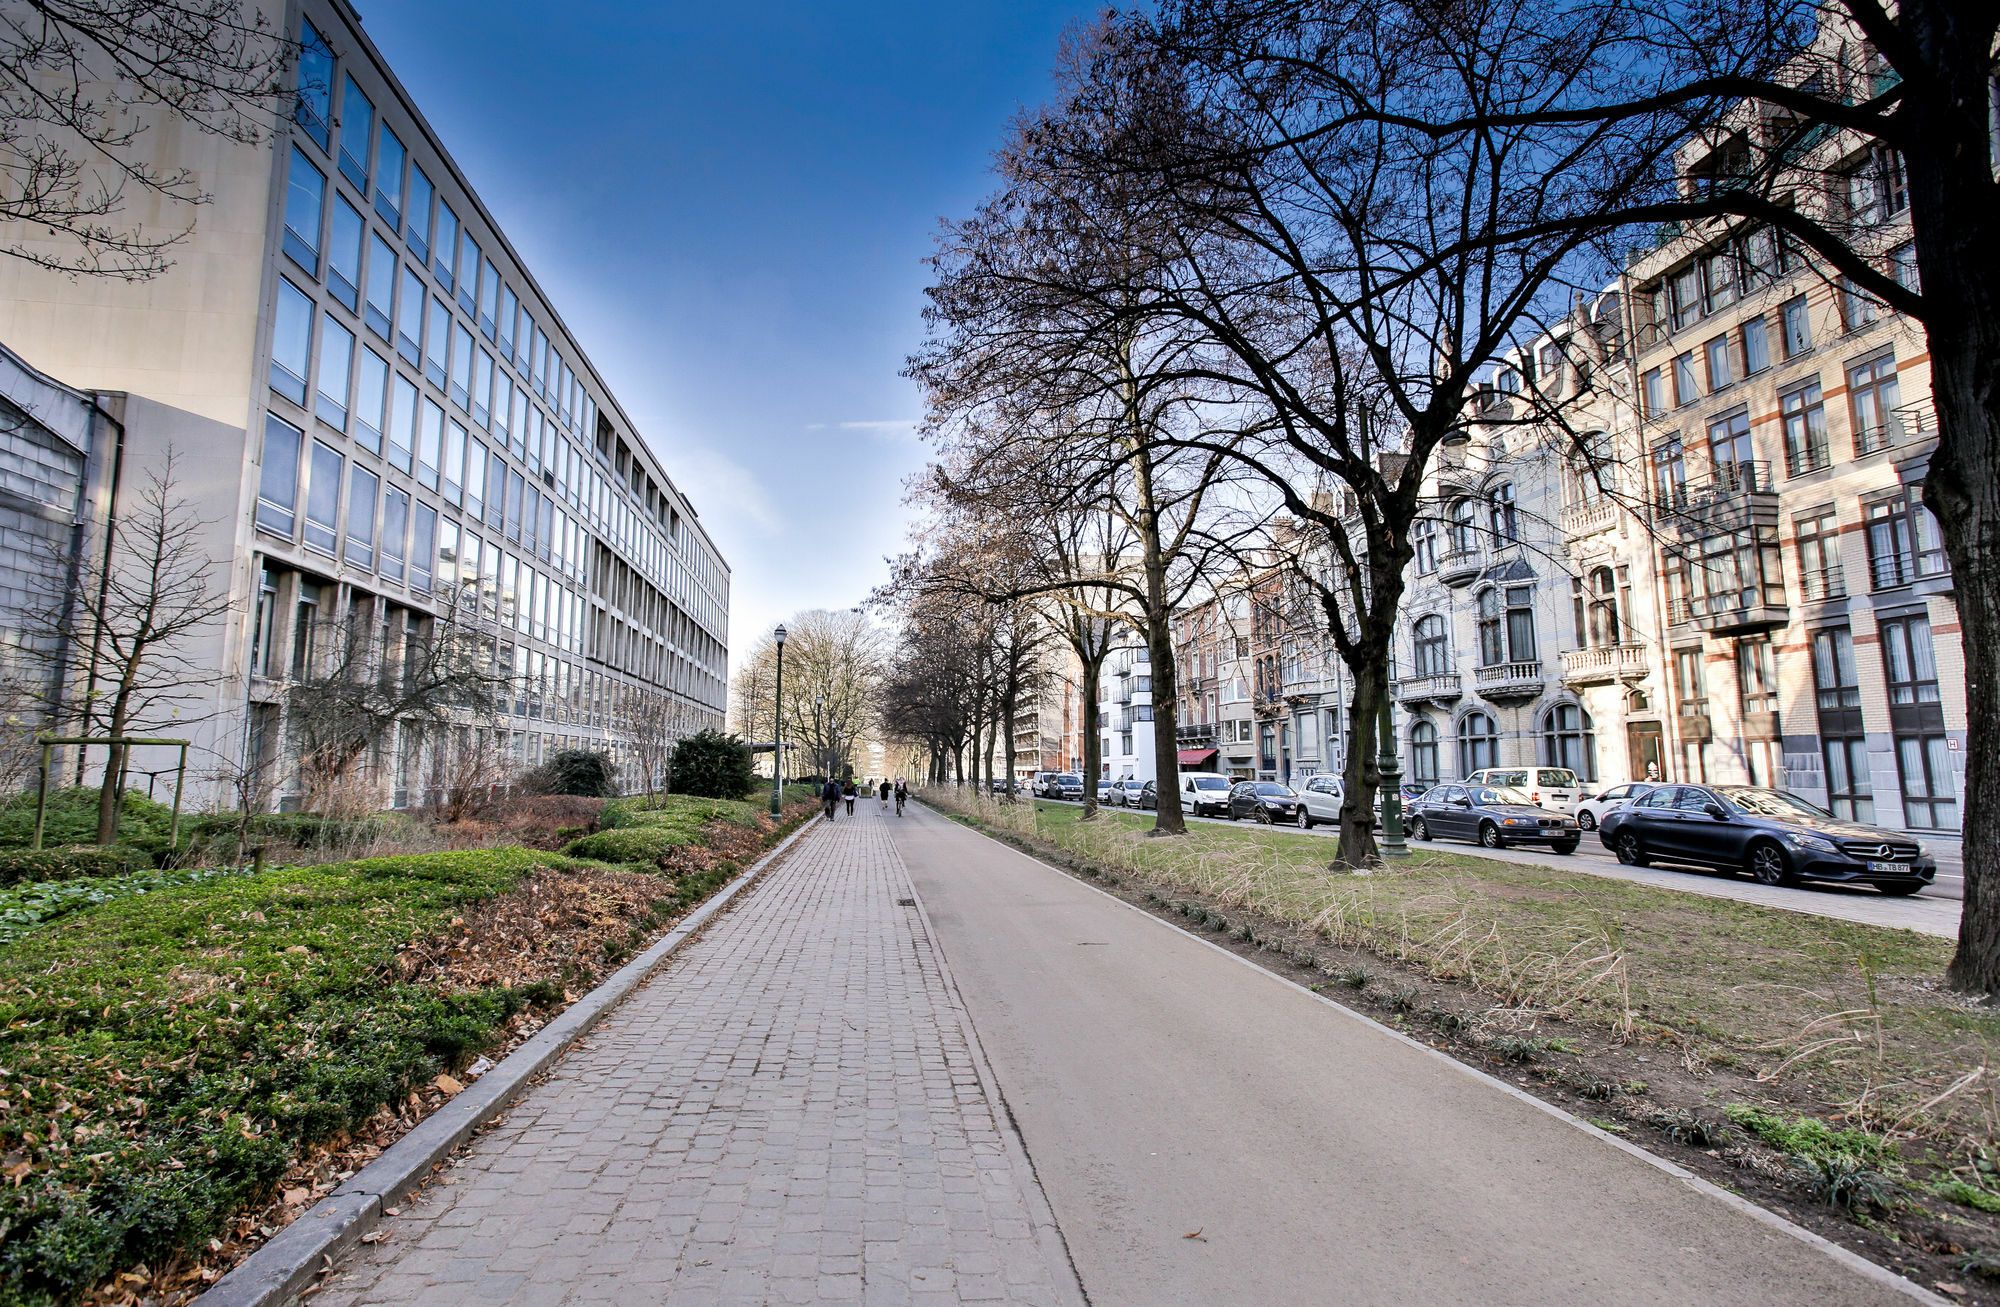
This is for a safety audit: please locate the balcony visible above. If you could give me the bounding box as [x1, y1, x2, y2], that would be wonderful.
[1856, 398, 1937, 458]
[1395, 672, 1463, 705]
[1784, 440, 1832, 478]
[1176, 722, 1218, 746]
[1438, 546, 1482, 587]
[1559, 644, 1650, 686]
[1870, 550, 1951, 592]
[1799, 567, 1847, 602]
[1657, 461, 1780, 540]
[1667, 591, 1789, 635]
[1474, 660, 1546, 701]
[1560, 498, 1620, 540]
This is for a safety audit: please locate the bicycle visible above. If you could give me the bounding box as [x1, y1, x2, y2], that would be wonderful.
[895, 793, 906, 818]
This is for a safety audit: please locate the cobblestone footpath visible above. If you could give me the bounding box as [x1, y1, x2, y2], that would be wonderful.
[313, 801, 1082, 1307]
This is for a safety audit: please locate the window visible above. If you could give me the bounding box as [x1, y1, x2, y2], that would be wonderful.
[444, 419, 467, 505]
[316, 313, 353, 429]
[465, 437, 487, 520]
[328, 194, 363, 311]
[1668, 263, 1701, 331]
[1779, 381, 1829, 475]
[304, 439, 342, 554]
[450, 321, 474, 410]
[292, 582, 320, 680]
[1848, 146, 1908, 225]
[1880, 614, 1957, 829]
[251, 568, 278, 679]
[1476, 589, 1504, 665]
[473, 349, 494, 428]
[1412, 516, 1437, 573]
[365, 233, 395, 341]
[374, 125, 405, 228]
[346, 464, 378, 569]
[1487, 483, 1517, 544]
[487, 449, 506, 531]
[1410, 721, 1439, 786]
[492, 369, 512, 443]
[1538, 342, 1565, 392]
[1795, 508, 1844, 600]
[354, 346, 389, 454]
[417, 397, 443, 491]
[1413, 615, 1448, 675]
[1890, 241, 1920, 293]
[295, 20, 333, 149]
[388, 374, 417, 474]
[498, 285, 518, 358]
[1458, 712, 1498, 776]
[257, 414, 302, 535]
[1840, 276, 1880, 331]
[1780, 295, 1813, 357]
[282, 147, 325, 273]
[411, 501, 437, 593]
[1641, 367, 1666, 415]
[1702, 251, 1737, 314]
[1704, 334, 1733, 391]
[1706, 408, 1755, 490]
[1585, 567, 1620, 646]
[1447, 499, 1477, 555]
[1672, 350, 1697, 405]
[1741, 316, 1770, 375]
[1541, 704, 1595, 782]
[396, 266, 423, 364]
[1738, 635, 1777, 715]
[1811, 627, 1872, 821]
[1651, 437, 1686, 507]
[1504, 586, 1536, 661]
[424, 294, 450, 389]
[478, 258, 501, 338]
[1848, 353, 1902, 455]
[1743, 225, 1788, 285]
[338, 75, 373, 188]
[270, 278, 313, 405]
[435, 202, 459, 291]
[506, 467, 525, 541]
[1866, 487, 1948, 588]
[381, 486, 408, 581]
[458, 231, 481, 316]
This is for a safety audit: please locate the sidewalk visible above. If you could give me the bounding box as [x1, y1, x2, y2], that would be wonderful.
[314, 802, 1082, 1306]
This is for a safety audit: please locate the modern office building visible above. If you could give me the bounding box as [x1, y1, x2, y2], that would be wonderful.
[0, 0, 729, 806]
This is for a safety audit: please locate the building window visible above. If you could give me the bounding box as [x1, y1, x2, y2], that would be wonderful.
[1704, 334, 1733, 391]
[424, 294, 450, 389]
[1651, 436, 1686, 507]
[1702, 251, 1737, 314]
[1505, 586, 1536, 661]
[364, 232, 395, 341]
[1706, 408, 1755, 489]
[498, 285, 518, 358]
[374, 124, 405, 229]
[417, 397, 444, 491]
[354, 346, 389, 455]
[1457, 711, 1498, 776]
[1413, 515, 1437, 573]
[435, 201, 459, 291]
[1487, 482, 1517, 544]
[1848, 353, 1902, 456]
[1889, 241, 1920, 293]
[1794, 507, 1845, 601]
[1840, 277, 1880, 331]
[1847, 146, 1909, 224]
[256, 413, 302, 535]
[458, 231, 482, 316]
[1447, 498, 1477, 555]
[1641, 367, 1666, 415]
[294, 19, 333, 149]
[387, 374, 417, 474]
[1880, 615, 1956, 829]
[382, 485, 408, 581]
[1668, 263, 1701, 331]
[251, 567, 278, 678]
[1672, 350, 1697, 405]
[338, 74, 372, 189]
[444, 419, 467, 506]
[1780, 295, 1812, 357]
[304, 439, 342, 555]
[1738, 633, 1777, 713]
[1741, 316, 1770, 375]
[480, 259, 501, 338]
[1541, 703, 1596, 781]
[317, 314, 353, 430]
[1779, 380, 1829, 476]
[292, 581, 320, 680]
[450, 321, 474, 411]
[406, 164, 434, 263]
[396, 265, 423, 365]
[282, 146, 324, 274]
[1413, 615, 1448, 675]
[1476, 588, 1503, 665]
[1410, 720, 1439, 786]
[1583, 567, 1620, 646]
[1810, 626, 1873, 822]
[346, 464, 378, 569]
[328, 194, 363, 312]
[271, 278, 313, 405]
[1865, 487, 1948, 588]
[411, 501, 437, 593]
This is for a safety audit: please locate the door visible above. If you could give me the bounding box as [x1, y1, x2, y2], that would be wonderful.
[1627, 721, 1665, 784]
[1622, 785, 1687, 855]
[1672, 785, 1737, 864]
[1434, 785, 1474, 838]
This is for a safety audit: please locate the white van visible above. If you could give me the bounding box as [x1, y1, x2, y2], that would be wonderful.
[1465, 767, 1585, 812]
[1179, 771, 1235, 817]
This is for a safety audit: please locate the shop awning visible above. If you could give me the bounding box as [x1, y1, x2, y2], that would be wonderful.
[1177, 748, 1218, 766]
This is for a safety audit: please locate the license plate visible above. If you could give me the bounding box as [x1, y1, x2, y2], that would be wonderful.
[1866, 861, 1905, 874]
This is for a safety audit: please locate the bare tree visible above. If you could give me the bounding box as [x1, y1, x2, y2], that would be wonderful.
[619, 691, 679, 796]
[0, 0, 298, 277]
[420, 725, 513, 822]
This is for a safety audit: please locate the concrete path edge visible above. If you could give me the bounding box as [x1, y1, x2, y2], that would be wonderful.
[919, 802, 1951, 1307]
[193, 815, 822, 1307]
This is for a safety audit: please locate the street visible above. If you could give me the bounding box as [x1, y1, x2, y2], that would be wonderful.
[1032, 795, 1964, 939]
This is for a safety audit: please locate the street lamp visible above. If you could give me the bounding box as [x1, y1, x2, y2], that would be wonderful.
[815, 694, 826, 780]
[769, 624, 787, 816]
[1377, 693, 1410, 858]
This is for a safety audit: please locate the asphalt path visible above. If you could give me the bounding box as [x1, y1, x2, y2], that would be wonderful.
[892, 800, 1938, 1306]
[1026, 794, 1963, 939]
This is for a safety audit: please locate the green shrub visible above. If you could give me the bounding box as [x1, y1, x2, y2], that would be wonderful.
[0, 788, 181, 857]
[563, 826, 693, 867]
[1724, 1104, 1896, 1166]
[522, 749, 619, 798]
[0, 844, 154, 886]
[666, 729, 756, 799]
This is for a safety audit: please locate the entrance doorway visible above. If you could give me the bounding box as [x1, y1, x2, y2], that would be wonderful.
[1626, 720, 1665, 783]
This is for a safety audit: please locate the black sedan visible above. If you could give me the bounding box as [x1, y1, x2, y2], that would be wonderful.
[1597, 784, 1937, 894]
[1227, 781, 1302, 823]
[1408, 784, 1581, 853]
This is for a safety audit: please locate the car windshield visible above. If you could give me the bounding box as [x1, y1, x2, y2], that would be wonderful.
[1191, 777, 1229, 790]
[1057, 775, 1080, 784]
[1475, 787, 1534, 805]
[1252, 783, 1295, 796]
[1717, 787, 1834, 821]
[1536, 769, 1578, 787]
[1121, 780, 1144, 789]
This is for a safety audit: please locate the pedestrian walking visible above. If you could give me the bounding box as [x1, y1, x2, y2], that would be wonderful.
[878, 779, 891, 811]
[821, 777, 841, 821]
[894, 777, 908, 817]
[843, 780, 857, 816]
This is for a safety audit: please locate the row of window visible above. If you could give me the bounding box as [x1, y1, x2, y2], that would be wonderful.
[1411, 483, 1518, 570]
[1641, 217, 1913, 342]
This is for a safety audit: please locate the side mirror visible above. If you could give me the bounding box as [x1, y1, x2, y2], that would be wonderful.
[1453, 797, 1470, 808]
[1704, 802, 1730, 820]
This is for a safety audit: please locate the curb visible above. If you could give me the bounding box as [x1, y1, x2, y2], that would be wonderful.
[916, 798, 1951, 1307]
[194, 816, 821, 1307]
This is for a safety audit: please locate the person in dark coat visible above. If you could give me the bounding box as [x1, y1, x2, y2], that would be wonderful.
[843, 780, 857, 815]
[878, 779, 891, 811]
[821, 778, 841, 820]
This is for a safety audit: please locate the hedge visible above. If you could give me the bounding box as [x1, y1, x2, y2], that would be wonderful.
[0, 844, 154, 887]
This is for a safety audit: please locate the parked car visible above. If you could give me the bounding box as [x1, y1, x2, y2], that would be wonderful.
[1178, 772, 1235, 817]
[1597, 784, 1937, 894]
[1047, 773, 1085, 801]
[1572, 781, 1658, 831]
[1465, 767, 1586, 813]
[1115, 779, 1148, 808]
[1408, 784, 1581, 852]
[1227, 781, 1303, 824]
[1135, 780, 1158, 810]
[1096, 779, 1121, 805]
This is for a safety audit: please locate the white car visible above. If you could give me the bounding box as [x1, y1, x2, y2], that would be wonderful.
[1465, 767, 1585, 813]
[1296, 775, 1344, 828]
[1571, 781, 1660, 832]
[1114, 779, 1148, 807]
[1179, 772, 1235, 817]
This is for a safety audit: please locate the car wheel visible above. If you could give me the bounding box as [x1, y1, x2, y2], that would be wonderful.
[1410, 817, 1431, 841]
[1615, 832, 1649, 866]
[1551, 839, 1578, 855]
[1875, 882, 1924, 897]
[1748, 841, 1798, 887]
[1577, 810, 1597, 831]
[1478, 822, 1505, 849]
[1296, 809, 1312, 829]
[1255, 808, 1273, 825]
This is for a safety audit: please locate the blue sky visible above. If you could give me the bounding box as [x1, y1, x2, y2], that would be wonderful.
[362, 1, 1100, 669]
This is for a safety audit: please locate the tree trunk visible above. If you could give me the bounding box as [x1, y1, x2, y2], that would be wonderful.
[1002, 682, 1019, 800]
[1079, 652, 1103, 819]
[1337, 657, 1386, 869]
[95, 690, 134, 845]
[1142, 611, 1185, 834]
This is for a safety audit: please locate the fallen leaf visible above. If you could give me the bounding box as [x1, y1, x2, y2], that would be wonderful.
[283, 1187, 310, 1206]
[359, 1230, 385, 1244]
[384, 1206, 401, 1217]
[1182, 1229, 1206, 1241]
[433, 1074, 464, 1095]
[1935, 1285, 1967, 1299]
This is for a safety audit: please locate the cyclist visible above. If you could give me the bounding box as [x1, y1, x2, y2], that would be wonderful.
[894, 777, 908, 817]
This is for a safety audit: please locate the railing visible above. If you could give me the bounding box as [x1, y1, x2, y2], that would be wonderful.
[1560, 499, 1620, 538]
[1474, 661, 1545, 697]
[1394, 671, 1463, 701]
[1176, 723, 1218, 745]
[1560, 645, 1649, 683]
[1668, 590, 1789, 627]
[1870, 550, 1950, 590]
[1785, 440, 1831, 477]
[1438, 546, 1482, 582]
[1799, 568, 1847, 601]
[1857, 399, 1937, 457]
